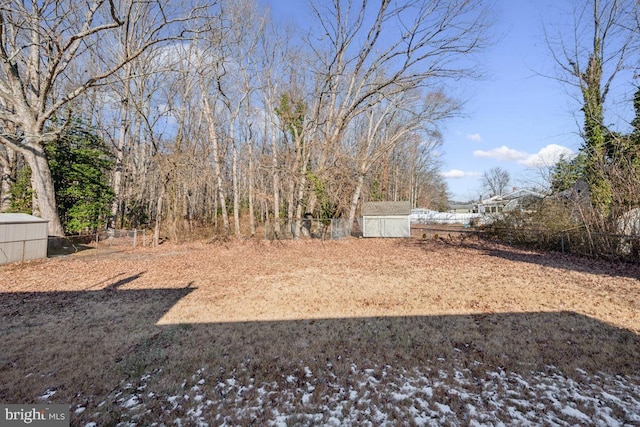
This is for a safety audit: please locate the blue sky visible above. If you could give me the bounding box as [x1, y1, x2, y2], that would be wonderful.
[439, 0, 583, 201]
[262, 0, 637, 201]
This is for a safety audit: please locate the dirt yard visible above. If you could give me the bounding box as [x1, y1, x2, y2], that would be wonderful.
[1, 237, 639, 425]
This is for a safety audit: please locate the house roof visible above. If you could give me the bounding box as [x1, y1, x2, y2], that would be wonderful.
[362, 201, 411, 216]
[554, 179, 590, 201]
[480, 189, 544, 205]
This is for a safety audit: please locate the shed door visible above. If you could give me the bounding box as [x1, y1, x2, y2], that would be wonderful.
[384, 218, 410, 237]
[363, 217, 409, 238]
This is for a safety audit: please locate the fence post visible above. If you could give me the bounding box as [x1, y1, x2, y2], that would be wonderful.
[133, 228, 137, 248]
[561, 232, 565, 253]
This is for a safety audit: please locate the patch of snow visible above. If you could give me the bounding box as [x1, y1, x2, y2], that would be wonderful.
[121, 395, 140, 409]
[391, 392, 410, 401]
[560, 405, 591, 422]
[39, 388, 56, 400]
[434, 402, 454, 414]
[81, 363, 640, 427]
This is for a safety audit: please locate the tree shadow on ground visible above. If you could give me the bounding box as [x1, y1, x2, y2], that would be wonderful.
[1, 284, 638, 423]
[47, 235, 96, 257]
[480, 244, 640, 279]
[406, 237, 640, 280]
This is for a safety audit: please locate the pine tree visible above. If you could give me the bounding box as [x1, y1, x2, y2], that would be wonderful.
[46, 120, 115, 234]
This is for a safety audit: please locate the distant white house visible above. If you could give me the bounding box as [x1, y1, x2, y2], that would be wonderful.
[477, 189, 545, 214]
[447, 203, 477, 214]
[411, 209, 481, 226]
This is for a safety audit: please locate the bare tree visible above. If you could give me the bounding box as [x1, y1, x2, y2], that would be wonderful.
[213, 0, 266, 237]
[387, 131, 448, 210]
[544, 0, 639, 212]
[345, 89, 457, 228]
[0, 0, 202, 235]
[482, 167, 511, 196]
[0, 145, 16, 211]
[0, 0, 496, 240]
[304, 0, 491, 232]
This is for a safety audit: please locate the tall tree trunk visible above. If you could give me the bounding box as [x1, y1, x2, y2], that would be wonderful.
[270, 127, 281, 234]
[153, 189, 163, 247]
[231, 129, 241, 237]
[581, 26, 610, 212]
[347, 172, 366, 235]
[248, 135, 256, 236]
[213, 134, 229, 235]
[293, 131, 311, 239]
[0, 148, 16, 212]
[287, 179, 295, 233]
[110, 61, 134, 231]
[294, 160, 307, 239]
[203, 97, 230, 234]
[110, 95, 129, 231]
[23, 142, 64, 236]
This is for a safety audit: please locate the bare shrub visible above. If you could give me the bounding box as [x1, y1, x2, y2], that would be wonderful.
[483, 195, 640, 262]
[482, 198, 576, 252]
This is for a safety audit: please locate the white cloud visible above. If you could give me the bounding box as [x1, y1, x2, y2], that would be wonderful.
[473, 145, 528, 162]
[519, 144, 575, 167]
[466, 133, 483, 143]
[441, 169, 481, 179]
[472, 144, 575, 168]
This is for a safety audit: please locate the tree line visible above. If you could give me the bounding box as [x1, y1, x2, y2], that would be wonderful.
[2, 0, 638, 243]
[0, 0, 493, 240]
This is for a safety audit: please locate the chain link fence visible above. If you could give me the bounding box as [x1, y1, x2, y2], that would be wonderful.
[51, 216, 362, 253]
[264, 218, 361, 240]
[484, 226, 640, 263]
[50, 229, 153, 250]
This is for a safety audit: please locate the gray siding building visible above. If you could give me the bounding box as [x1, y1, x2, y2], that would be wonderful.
[0, 213, 48, 265]
[362, 201, 411, 238]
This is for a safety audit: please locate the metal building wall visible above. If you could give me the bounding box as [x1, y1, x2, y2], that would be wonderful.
[0, 214, 48, 265]
[362, 216, 410, 238]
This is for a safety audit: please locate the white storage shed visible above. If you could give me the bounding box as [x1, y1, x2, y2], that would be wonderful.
[0, 213, 49, 265]
[362, 201, 411, 238]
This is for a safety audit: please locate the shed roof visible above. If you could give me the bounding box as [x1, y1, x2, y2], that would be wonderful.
[0, 213, 48, 224]
[362, 201, 411, 216]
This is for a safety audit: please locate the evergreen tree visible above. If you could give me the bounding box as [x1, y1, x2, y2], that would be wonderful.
[46, 121, 115, 234]
[550, 153, 586, 193]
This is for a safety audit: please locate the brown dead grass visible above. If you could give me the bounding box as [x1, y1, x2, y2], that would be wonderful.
[1, 237, 639, 424]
